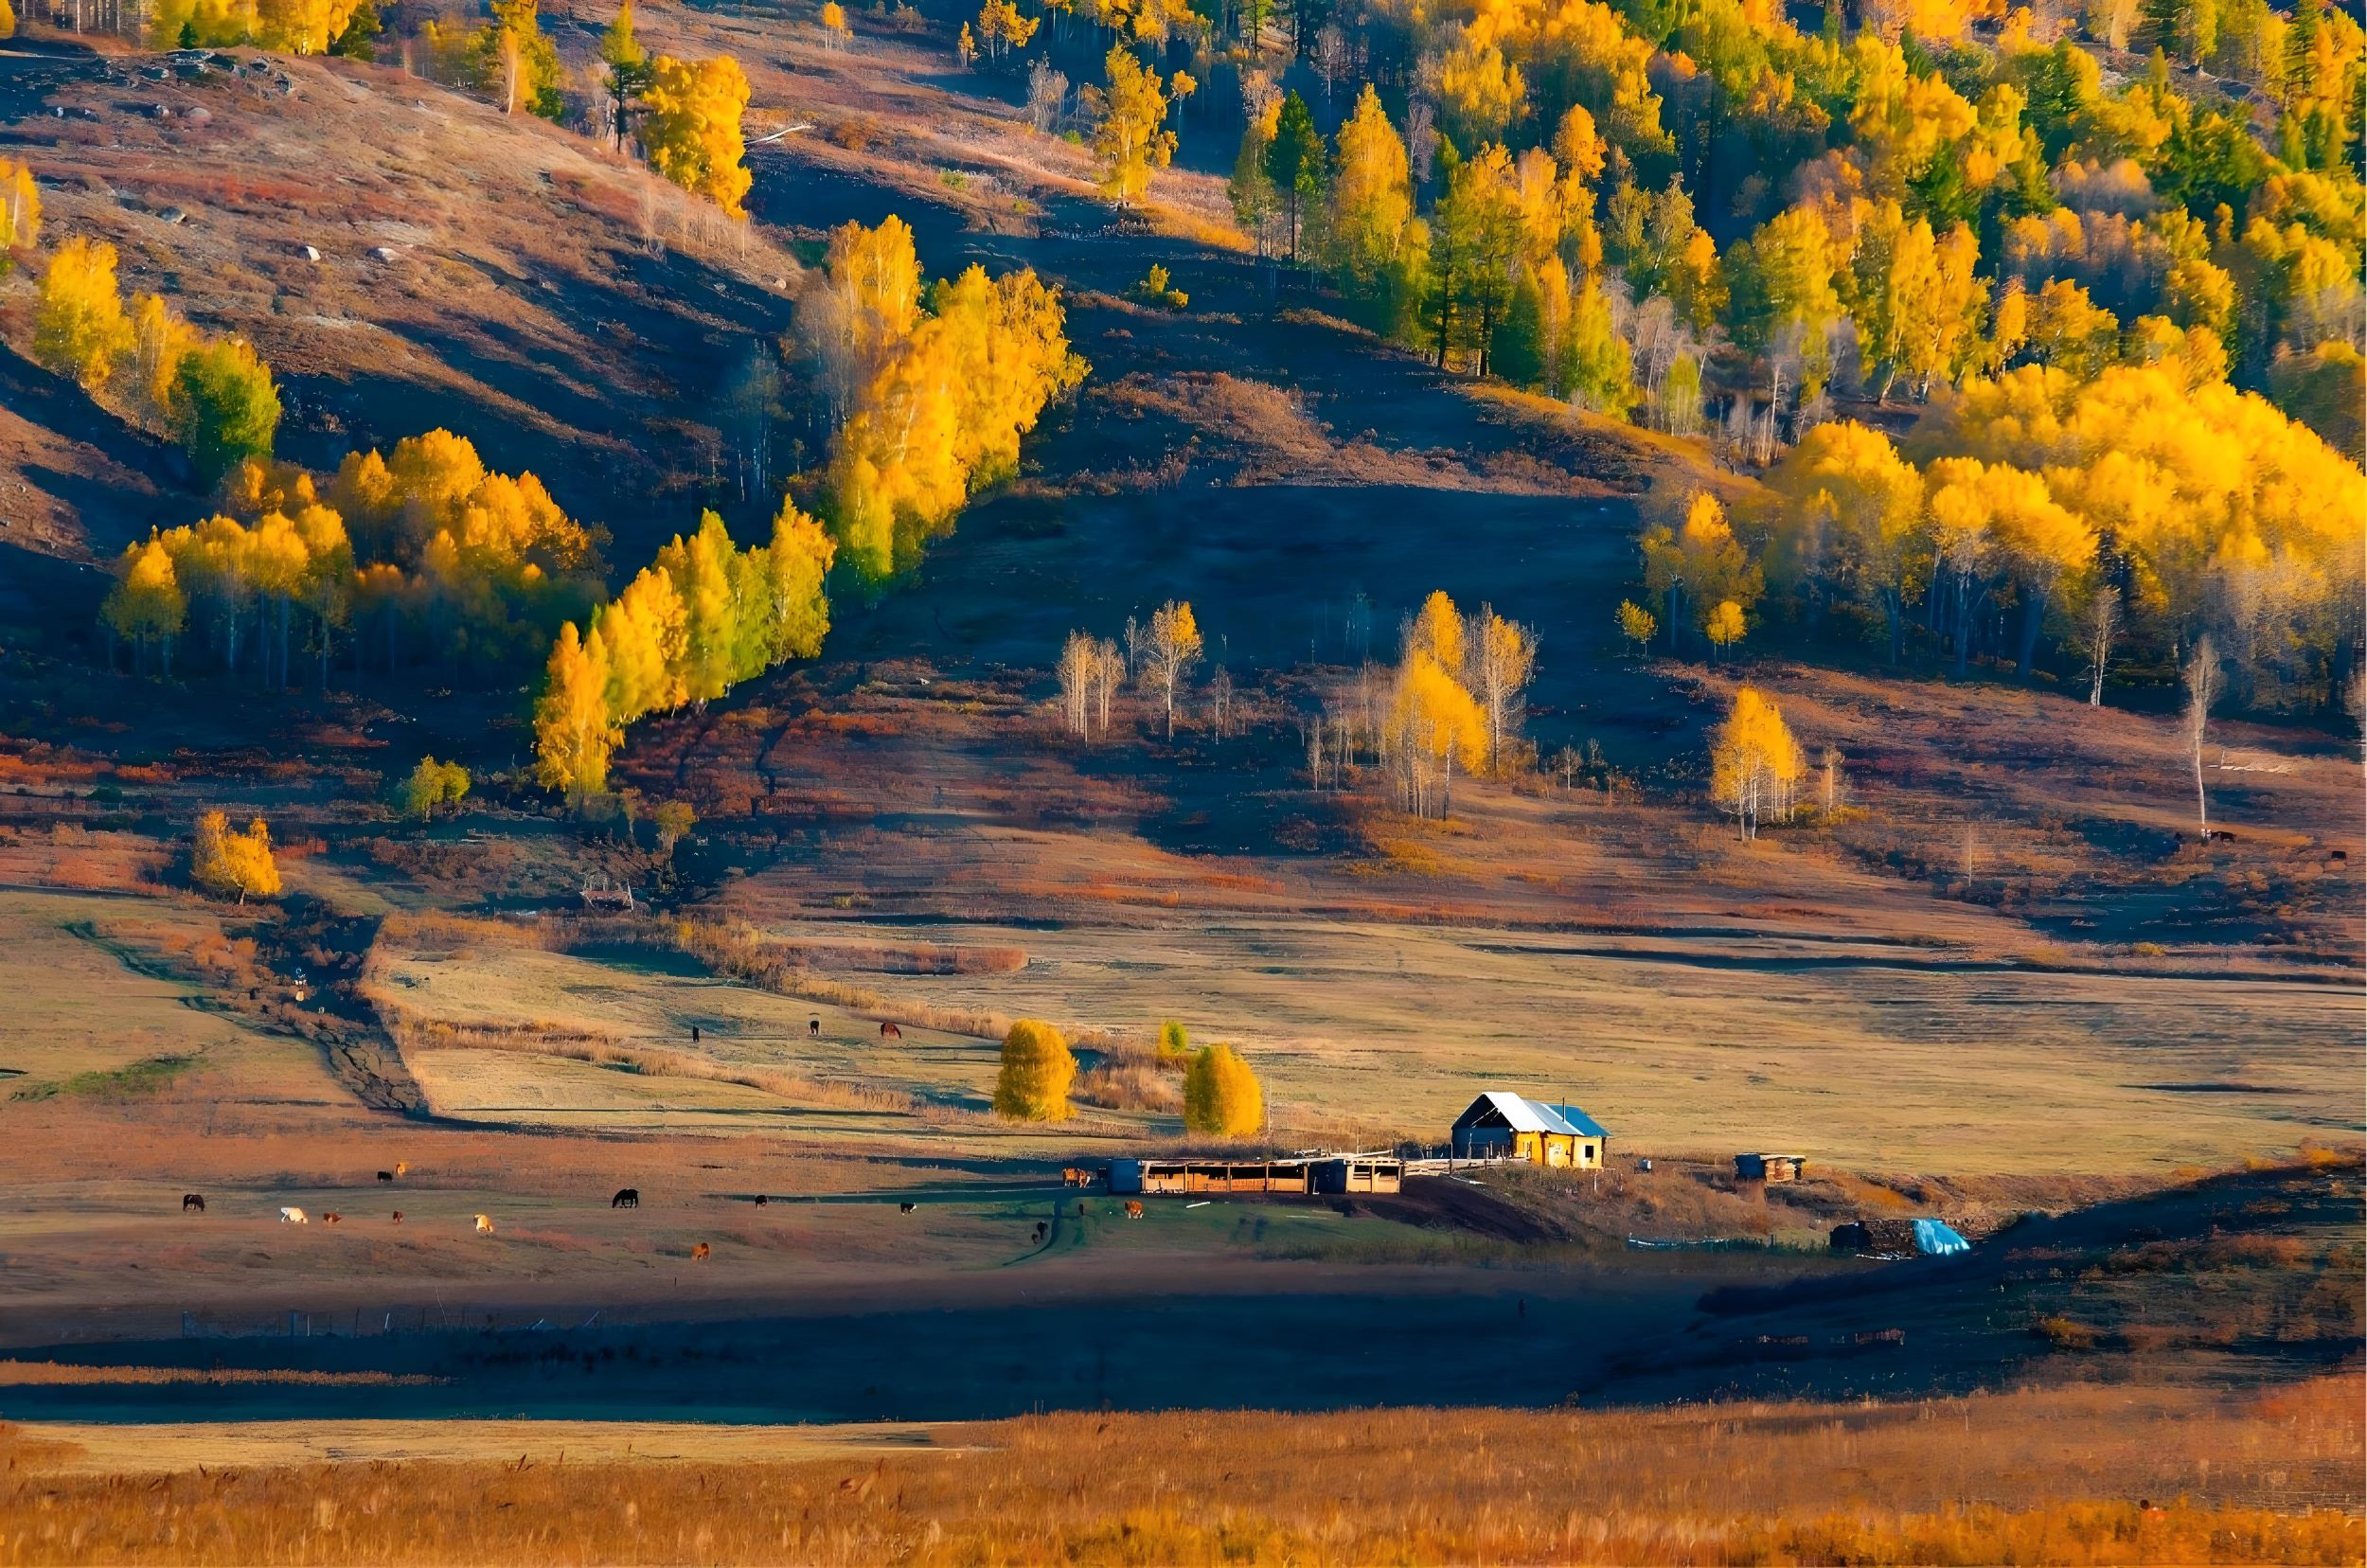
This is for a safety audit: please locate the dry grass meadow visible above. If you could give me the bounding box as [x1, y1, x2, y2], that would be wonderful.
[1, 1379, 2358, 1564]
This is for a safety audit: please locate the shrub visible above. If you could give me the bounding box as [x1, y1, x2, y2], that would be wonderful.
[400, 757, 471, 820]
[1183, 1043, 1262, 1135]
[992, 1019, 1075, 1121]
[1157, 1019, 1190, 1058]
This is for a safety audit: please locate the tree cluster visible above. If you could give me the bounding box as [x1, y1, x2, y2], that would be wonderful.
[1201, 0, 2360, 458]
[1752, 359, 2365, 706]
[1307, 590, 1536, 818]
[1709, 686, 1805, 840]
[36, 236, 280, 484]
[101, 433, 602, 686]
[532, 501, 836, 798]
[804, 217, 1087, 580]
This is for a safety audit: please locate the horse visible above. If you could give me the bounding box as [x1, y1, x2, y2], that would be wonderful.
[879, 1022, 903, 1040]
[613, 1188, 640, 1209]
[181, 1193, 205, 1213]
[691, 1242, 711, 1262]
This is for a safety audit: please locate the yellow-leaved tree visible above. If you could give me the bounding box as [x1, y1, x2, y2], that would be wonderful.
[1710, 686, 1804, 841]
[0, 157, 40, 261]
[1615, 598, 1656, 655]
[1082, 45, 1173, 205]
[190, 809, 282, 903]
[992, 1018, 1076, 1121]
[1183, 1043, 1263, 1136]
[1391, 648, 1486, 818]
[642, 54, 753, 217]
[101, 535, 188, 676]
[532, 622, 621, 800]
[34, 237, 133, 390]
[1136, 598, 1201, 739]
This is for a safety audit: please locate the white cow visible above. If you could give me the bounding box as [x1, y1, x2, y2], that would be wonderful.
[279, 1206, 309, 1224]
[473, 1214, 494, 1234]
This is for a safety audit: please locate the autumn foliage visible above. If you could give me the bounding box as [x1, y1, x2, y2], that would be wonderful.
[533, 502, 834, 798]
[641, 53, 753, 217]
[1182, 1042, 1263, 1135]
[103, 434, 599, 686]
[991, 1018, 1075, 1121]
[808, 217, 1084, 579]
[188, 809, 280, 903]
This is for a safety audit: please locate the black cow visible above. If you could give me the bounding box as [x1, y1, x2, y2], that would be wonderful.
[753, 1193, 770, 1207]
[181, 1193, 205, 1213]
[809, 1017, 821, 1036]
[377, 1170, 395, 1183]
[899, 1202, 917, 1215]
[613, 1188, 640, 1209]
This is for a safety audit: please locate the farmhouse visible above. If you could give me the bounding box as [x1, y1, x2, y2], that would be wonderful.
[1450, 1093, 1609, 1168]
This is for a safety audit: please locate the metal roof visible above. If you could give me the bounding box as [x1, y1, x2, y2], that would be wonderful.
[1454, 1092, 1610, 1139]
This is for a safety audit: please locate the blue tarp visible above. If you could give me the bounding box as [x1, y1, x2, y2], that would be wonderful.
[1913, 1218, 1971, 1256]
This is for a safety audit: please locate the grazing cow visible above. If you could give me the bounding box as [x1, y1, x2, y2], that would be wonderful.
[377, 1170, 395, 1183]
[473, 1214, 494, 1235]
[2332, 849, 2349, 862]
[899, 1202, 917, 1215]
[809, 1017, 821, 1036]
[323, 1212, 342, 1224]
[394, 1162, 409, 1178]
[880, 1022, 903, 1040]
[280, 1206, 309, 1224]
[391, 1212, 403, 1224]
[1032, 1221, 1047, 1243]
[613, 1188, 640, 1209]
[1124, 1201, 1145, 1220]
[691, 1242, 711, 1261]
[182, 1193, 205, 1213]
[754, 1194, 769, 1207]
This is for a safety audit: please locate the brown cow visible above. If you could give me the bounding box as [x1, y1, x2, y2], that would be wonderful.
[323, 1212, 342, 1224]
[691, 1242, 711, 1261]
[395, 1162, 410, 1178]
[391, 1211, 403, 1224]
[879, 1022, 903, 1040]
[1124, 1201, 1145, 1220]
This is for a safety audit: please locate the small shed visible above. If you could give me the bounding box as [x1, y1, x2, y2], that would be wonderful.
[1735, 1152, 1808, 1184]
[1450, 1093, 1609, 1168]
